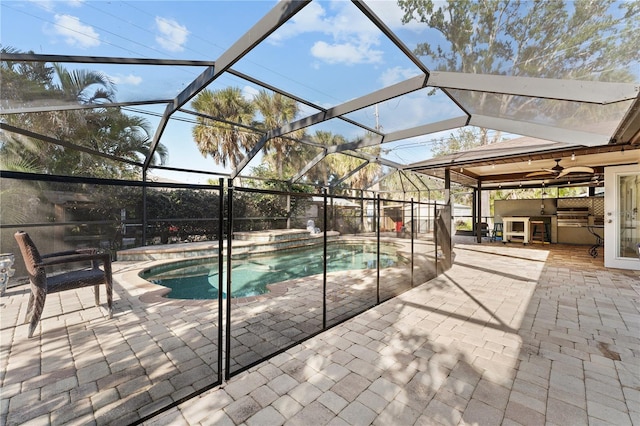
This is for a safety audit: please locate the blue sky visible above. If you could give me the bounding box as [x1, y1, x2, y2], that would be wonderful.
[2, 1, 637, 183]
[0, 1, 440, 110]
[2, 0, 462, 183]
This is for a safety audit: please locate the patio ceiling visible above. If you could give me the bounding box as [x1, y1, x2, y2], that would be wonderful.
[407, 135, 640, 190]
[1, 0, 639, 189]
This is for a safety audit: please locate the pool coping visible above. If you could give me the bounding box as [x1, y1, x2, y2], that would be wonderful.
[132, 262, 384, 306]
[116, 229, 341, 262]
[124, 235, 418, 307]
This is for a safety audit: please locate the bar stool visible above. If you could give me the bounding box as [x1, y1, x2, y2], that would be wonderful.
[530, 220, 546, 243]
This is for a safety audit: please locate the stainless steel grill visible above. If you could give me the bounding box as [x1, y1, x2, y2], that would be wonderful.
[557, 207, 589, 227]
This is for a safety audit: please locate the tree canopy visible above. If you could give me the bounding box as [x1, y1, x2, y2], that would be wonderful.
[0, 47, 167, 178]
[399, 0, 638, 80]
[399, 0, 640, 155]
[190, 88, 383, 192]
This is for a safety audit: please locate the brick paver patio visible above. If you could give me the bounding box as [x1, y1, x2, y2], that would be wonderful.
[1, 237, 639, 425]
[143, 239, 640, 426]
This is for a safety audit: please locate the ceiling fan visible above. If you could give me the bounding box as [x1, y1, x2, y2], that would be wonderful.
[525, 159, 594, 178]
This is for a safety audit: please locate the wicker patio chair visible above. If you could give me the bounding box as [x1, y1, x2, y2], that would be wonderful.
[14, 231, 113, 338]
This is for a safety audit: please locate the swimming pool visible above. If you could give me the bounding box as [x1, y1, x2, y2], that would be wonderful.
[142, 241, 407, 300]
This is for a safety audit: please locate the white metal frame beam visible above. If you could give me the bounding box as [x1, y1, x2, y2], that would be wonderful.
[330, 160, 370, 188]
[236, 75, 427, 178]
[5, 2, 636, 189]
[3, 99, 172, 115]
[469, 115, 611, 146]
[383, 117, 470, 144]
[347, 150, 404, 170]
[273, 74, 427, 137]
[0, 53, 215, 66]
[365, 169, 398, 190]
[145, 0, 310, 170]
[428, 71, 639, 104]
[291, 150, 327, 183]
[351, 1, 430, 76]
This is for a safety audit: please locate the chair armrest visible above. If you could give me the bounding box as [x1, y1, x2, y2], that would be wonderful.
[41, 248, 97, 259]
[38, 252, 111, 268]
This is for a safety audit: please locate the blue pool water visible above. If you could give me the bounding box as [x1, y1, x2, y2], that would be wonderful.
[143, 242, 407, 300]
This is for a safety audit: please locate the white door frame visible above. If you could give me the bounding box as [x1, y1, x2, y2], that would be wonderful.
[604, 164, 640, 270]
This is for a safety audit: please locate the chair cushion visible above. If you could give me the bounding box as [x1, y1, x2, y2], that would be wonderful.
[46, 268, 107, 293]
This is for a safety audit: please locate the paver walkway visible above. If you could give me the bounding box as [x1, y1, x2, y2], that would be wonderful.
[0, 237, 432, 425]
[2, 239, 638, 425]
[143, 239, 640, 426]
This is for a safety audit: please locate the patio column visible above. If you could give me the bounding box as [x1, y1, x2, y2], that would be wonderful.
[444, 168, 451, 205]
[444, 168, 452, 263]
[471, 189, 477, 240]
[476, 181, 482, 243]
[225, 178, 234, 381]
[142, 169, 148, 246]
[360, 190, 364, 231]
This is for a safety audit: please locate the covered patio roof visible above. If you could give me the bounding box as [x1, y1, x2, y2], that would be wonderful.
[406, 133, 640, 190]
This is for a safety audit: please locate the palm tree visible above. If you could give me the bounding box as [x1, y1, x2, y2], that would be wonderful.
[191, 87, 258, 168]
[90, 109, 167, 165]
[78, 108, 167, 178]
[310, 130, 381, 191]
[330, 146, 381, 192]
[0, 57, 165, 178]
[304, 130, 346, 186]
[1, 46, 53, 106]
[38, 64, 117, 149]
[52, 63, 115, 104]
[253, 90, 304, 179]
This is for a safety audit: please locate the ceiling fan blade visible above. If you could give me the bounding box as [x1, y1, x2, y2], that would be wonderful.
[525, 171, 553, 177]
[557, 166, 594, 178]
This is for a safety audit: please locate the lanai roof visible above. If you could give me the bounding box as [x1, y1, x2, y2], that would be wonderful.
[407, 134, 640, 189]
[1, 0, 639, 189]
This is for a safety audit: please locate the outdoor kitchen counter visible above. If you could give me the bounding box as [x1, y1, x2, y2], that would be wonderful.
[502, 216, 530, 244]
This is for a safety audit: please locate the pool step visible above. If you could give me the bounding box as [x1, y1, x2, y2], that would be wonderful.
[117, 229, 340, 262]
[234, 229, 314, 242]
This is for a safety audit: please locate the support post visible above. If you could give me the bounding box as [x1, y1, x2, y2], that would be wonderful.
[217, 178, 224, 383]
[142, 169, 148, 246]
[322, 188, 327, 329]
[476, 181, 483, 243]
[360, 190, 364, 232]
[445, 168, 451, 250]
[443, 169, 452, 269]
[411, 198, 414, 287]
[376, 194, 381, 304]
[224, 179, 233, 381]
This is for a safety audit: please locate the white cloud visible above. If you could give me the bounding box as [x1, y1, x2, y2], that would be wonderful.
[378, 91, 463, 132]
[46, 14, 100, 48]
[379, 66, 422, 86]
[27, 0, 83, 12]
[155, 17, 189, 52]
[26, 0, 54, 12]
[110, 74, 143, 86]
[242, 85, 259, 101]
[269, 1, 327, 43]
[311, 41, 383, 65]
[269, 1, 384, 66]
[27, 0, 84, 12]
